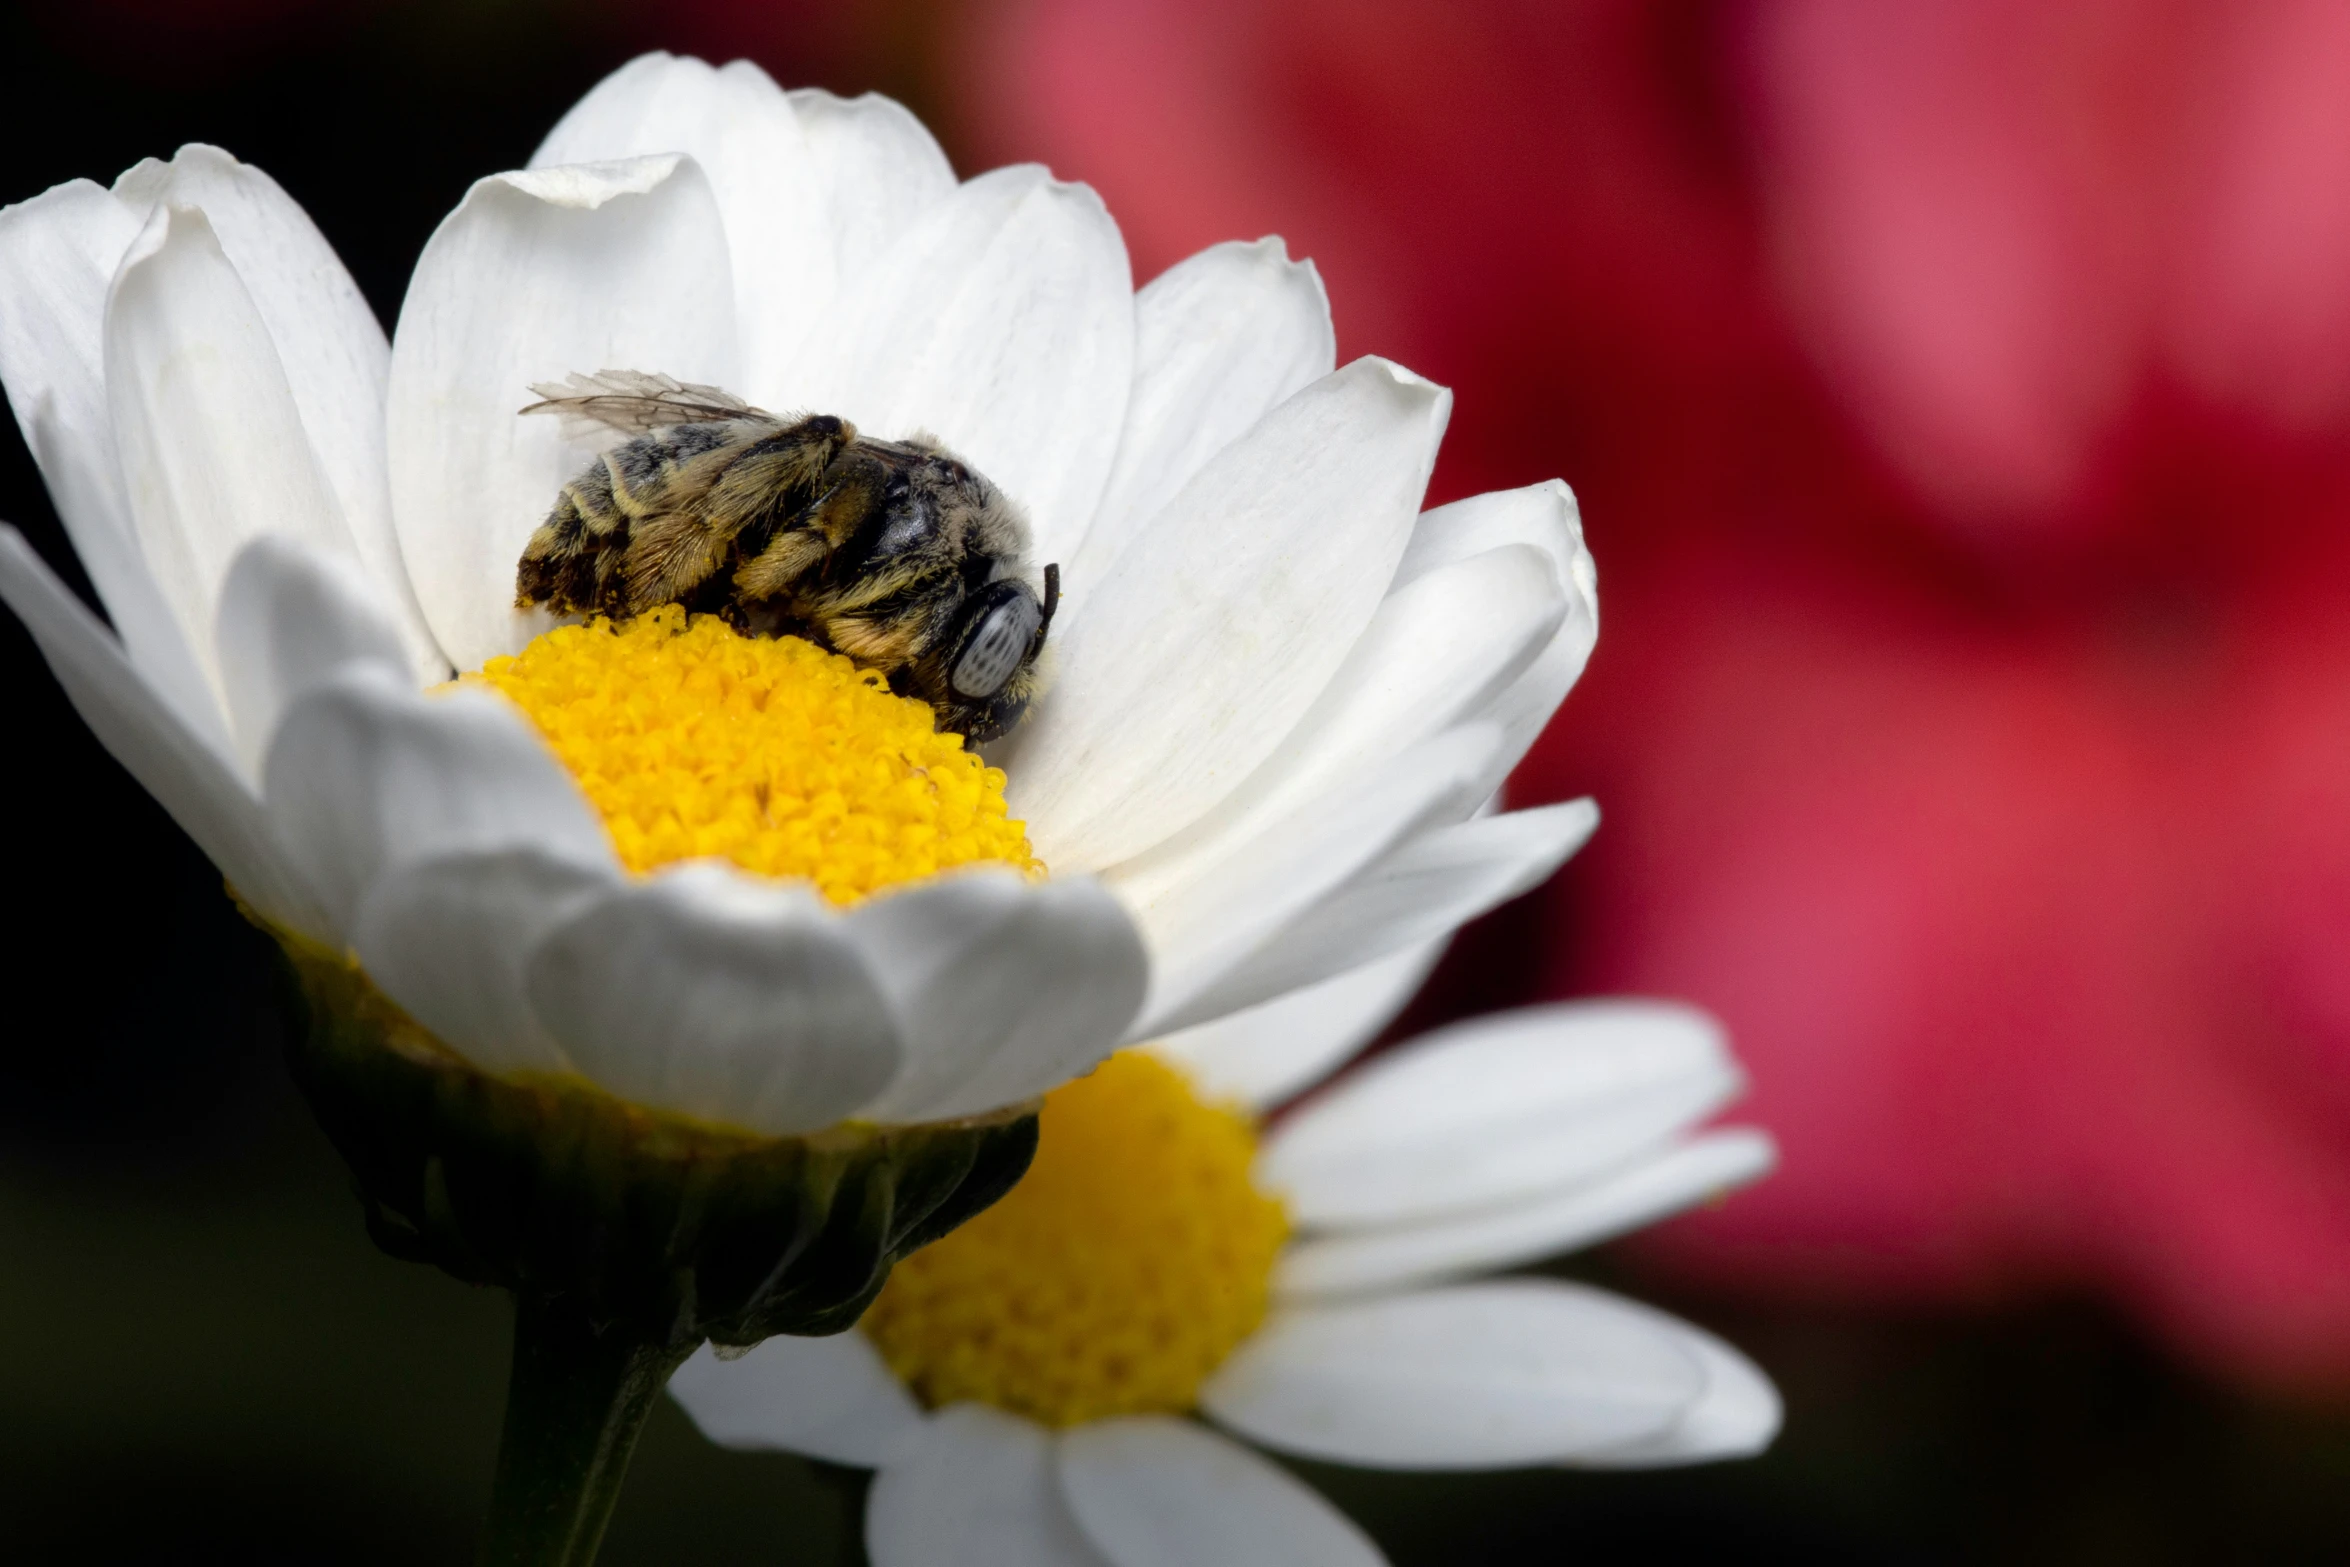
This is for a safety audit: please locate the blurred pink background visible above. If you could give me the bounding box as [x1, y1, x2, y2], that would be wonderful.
[913, 0, 2350, 1388]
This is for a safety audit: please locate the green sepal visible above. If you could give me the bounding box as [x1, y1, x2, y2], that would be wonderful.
[273, 933, 1039, 1344]
[264, 930, 1040, 1565]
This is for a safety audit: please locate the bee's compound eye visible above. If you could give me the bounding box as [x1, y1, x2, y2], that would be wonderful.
[950, 585, 1043, 699]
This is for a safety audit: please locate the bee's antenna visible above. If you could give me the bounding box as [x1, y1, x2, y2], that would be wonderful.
[1039, 563, 1061, 633]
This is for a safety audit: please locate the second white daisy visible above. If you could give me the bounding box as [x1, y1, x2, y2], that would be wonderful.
[672, 946, 1779, 1566]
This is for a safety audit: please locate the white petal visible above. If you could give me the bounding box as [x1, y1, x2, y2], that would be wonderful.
[387, 154, 737, 673]
[531, 54, 834, 401]
[1261, 1000, 1743, 1227]
[1148, 939, 1443, 1111]
[260, 667, 612, 938]
[1071, 239, 1335, 604]
[1057, 1417, 1384, 1567]
[105, 203, 361, 707]
[348, 845, 612, 1078]
[1275, 1130, 1779, 1298]
[1105, 543, 1563, 905]
[0, 526, 324, 936]
[866, 1405, 1110, 1567]
[114, 146, 444, 679]
[524, 861, 901, 1135]
[848, 869, 1148, 1123]
[786, 88, 958, 286]
[1567, 1315, 1781, 1468]
[1395, 478, 1591, 588]
[0, 180, 224, 743]
[0, 178, 136, 488]
[1170, 799, 1597, 1028]
[214, 535, 414, 775]
[668, 1333, 923, 1469]
[1123, 726, 1500, 1040]
[1200, 1280, 1706, 1469]
[793, 164, 1133, 575]
[1395, 481, 1598, 779]
[1011, 358, 1450, 873]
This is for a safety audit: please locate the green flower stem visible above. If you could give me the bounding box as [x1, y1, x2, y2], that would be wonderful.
[478, 1291, 699, 1567]
[266, 930, 1039, 1564]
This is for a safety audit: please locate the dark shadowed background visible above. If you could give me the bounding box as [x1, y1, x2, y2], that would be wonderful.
[2, 2, 2348, 1561]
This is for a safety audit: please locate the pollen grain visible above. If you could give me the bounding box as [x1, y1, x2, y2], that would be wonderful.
[860, 1050, 1290, 1427]
[472, 606, 1037, 904]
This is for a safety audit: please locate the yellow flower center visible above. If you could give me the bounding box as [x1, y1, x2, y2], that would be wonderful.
[861, 1050, 1290, 1427]
[471, 606, 1039, 904]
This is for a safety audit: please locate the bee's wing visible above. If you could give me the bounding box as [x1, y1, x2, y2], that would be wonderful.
[521, 369, 774, 441]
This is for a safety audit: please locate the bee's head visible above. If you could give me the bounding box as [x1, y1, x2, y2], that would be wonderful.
[939, 564, 1059, 743]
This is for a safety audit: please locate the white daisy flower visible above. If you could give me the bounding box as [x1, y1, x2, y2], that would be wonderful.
[0, 50, 1598, 1140]
[670, 948, 1780, 1567]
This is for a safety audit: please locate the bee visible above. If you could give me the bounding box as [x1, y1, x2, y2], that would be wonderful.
[513, 370, 1058, 743]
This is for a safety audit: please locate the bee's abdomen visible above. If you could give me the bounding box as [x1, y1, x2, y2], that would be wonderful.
[515, 416, 838, 618]
[516, 470, 627, 613]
